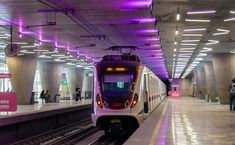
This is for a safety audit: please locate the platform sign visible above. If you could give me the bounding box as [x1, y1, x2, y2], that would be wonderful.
[0, 73, 11, 78]
[0, 92, 17, 112]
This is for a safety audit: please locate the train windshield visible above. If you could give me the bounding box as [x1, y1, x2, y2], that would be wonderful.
[102, 74, 133, 97]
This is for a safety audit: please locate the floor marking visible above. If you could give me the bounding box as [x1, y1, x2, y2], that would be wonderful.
[148, 99, 169, 145]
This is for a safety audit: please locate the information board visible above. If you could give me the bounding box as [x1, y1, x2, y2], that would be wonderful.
[0, 92, 17, 112]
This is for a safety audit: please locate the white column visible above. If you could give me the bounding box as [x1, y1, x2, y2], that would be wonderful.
[65, 67, 84, 100]
[38, 62, 64, 102]
[6, 55, 37, 105]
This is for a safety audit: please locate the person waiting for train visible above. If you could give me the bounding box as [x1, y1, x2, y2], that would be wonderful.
[229, 78, 235, 111]
[44, 90, 51, 103]
[75, 87, 81, 101]
[40, 90, 45, 104]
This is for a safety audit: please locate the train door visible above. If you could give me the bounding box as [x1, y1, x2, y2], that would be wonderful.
[143, 74, 148, 113]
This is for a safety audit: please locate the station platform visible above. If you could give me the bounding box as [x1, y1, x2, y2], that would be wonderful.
[0, 99, 92, 144]
[0, 99, 91, 126]
[125, 96, 235, 145]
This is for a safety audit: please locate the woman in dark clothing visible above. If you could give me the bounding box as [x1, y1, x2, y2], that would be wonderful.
[229, 78, 235, 111]
[40, 90, 45, 104]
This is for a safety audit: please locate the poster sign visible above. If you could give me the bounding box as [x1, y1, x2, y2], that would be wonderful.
[0, 92, 17, 112]
[0, 73, 11, 78]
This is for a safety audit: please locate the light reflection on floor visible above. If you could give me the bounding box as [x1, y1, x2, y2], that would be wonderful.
[155, 97, 235, 145]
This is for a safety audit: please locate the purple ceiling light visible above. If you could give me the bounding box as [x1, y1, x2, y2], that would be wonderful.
[138, 29, 158, 33]
[145, 37, 160, 41]
[139, 17, 156, 23]
[126, 0, 152, 7]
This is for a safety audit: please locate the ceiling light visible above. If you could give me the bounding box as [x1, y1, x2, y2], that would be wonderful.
[21, 45, 36, 48]
[187, 10, 216, 15]
[174, 41, 177, 45]
[58, 56, 71, 59]
[43, 51, 56, 54]
[195, 57, 203, 60]
[205, 40, 219, 45]
[66, 58, 77, 61]
[175, 30, 179, 35]
[4, 33, 11, 37]
[51, 54, 65, 57]
[76, 65, 84, 68]
[181, 40, 200, 42]
[12, 42, 28, 45]
[213, 29, 230, 36]
[183, 28, 206, 32]
[0, 36, 9, 39]
[230, 49, 235, 53]
[201, 47, 213, 52]
[224, 17, 235, 22]
[179, 50, 194, 53]
[39, 55, 52, 58]
[182, 34, 203, 36]
[17, 54, 24, 56]
[54, 59, 65, 62]
[181, 43, 198, 46]
[174, 54, 176, 57]
[66, 62, 76, 66]
[198, 53, 207, 57]
[180, 47, 196, 50]
[230, 11, 235, 14]
[33, 49, 49, 52]
[185, 19, 210, 22]
[174, 49, 177, 52]
[21, 51, 35, 54]
[176, 14, 180, 21]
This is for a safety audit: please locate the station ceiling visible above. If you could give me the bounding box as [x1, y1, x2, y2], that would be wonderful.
[0, 0, 235, 79]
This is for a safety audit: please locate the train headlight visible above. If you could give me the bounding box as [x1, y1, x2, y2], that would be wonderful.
[131, 93, 139, 108]
[96, 94, 103, 108]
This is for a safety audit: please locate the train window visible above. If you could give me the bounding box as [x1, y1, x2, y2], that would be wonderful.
[102, 74, 133, 97]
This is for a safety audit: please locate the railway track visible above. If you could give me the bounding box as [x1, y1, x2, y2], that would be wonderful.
[89, 128, 136, 145]
[11, 118, 99, 145]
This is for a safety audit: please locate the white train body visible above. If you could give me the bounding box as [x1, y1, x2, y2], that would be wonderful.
[92, 55, 166, 132]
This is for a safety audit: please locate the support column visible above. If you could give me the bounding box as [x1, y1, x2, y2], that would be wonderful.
[65, 67, 84, 100]
[82, 70, 94, 98]
[6, 55, 37, 105]
[193, 69, 200, 98]
[212, 54, 233, 104]
[197, 64, 207, 99]
[204, 62, 217, 102]
[38, 62, 63, 102]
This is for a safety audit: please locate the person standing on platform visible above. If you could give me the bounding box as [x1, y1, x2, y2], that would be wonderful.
[44, 90, 50, 103]
[229, 78, 235, 111]
[40, 90, 45, 104]
[75, 87, 81, 101]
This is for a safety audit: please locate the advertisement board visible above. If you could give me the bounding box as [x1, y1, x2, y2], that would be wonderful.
[0, 92, 17, 112]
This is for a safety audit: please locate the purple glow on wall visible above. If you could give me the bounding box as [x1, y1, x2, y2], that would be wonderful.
[39, 31, 42, 46]
[139, 18, 156, 23]
[145, 37, 160, 41]
[138, 29, 158, 33]
[126, 0, 152, 7]
[151, 44, 161, 47]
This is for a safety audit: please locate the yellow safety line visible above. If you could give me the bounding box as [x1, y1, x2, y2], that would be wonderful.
[148, 99, 169, 145]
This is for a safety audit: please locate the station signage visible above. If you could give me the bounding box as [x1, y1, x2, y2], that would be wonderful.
[0, 92, 17, 112]
[0, 73, 11, 78]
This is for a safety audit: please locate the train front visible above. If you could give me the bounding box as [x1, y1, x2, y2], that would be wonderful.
[92, 56, 141, 133]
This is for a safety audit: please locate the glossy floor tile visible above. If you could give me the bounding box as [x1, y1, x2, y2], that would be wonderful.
[155, 97, 235, 145]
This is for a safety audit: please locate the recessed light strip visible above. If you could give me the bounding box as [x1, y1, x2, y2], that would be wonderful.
[185, 19, 210, 22]
[187, 10, 216, 15]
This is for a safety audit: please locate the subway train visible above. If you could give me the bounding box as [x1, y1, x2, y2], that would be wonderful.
[92, 55, 166, 133]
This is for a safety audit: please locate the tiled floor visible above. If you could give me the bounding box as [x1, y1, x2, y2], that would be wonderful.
[155, 97, 235, 145]
[0, 99, 91, 118]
